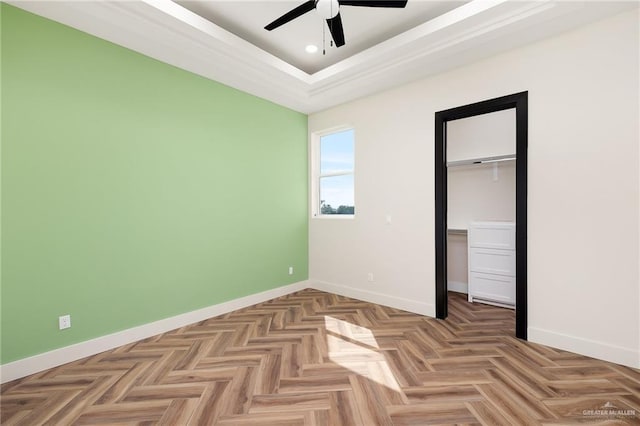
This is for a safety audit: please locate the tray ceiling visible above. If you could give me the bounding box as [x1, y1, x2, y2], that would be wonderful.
[176, 1, 467, 74]
[8, 1, 638, 113]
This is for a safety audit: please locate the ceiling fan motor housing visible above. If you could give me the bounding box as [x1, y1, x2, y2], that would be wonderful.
[265, 0, 408, 48]
[315, 0, 340, 19]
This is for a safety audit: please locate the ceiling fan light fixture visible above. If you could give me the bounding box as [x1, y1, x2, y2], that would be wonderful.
[264, 0, 408, 49]
[305, 44, 319, 53]
[315, 0, 339, 19]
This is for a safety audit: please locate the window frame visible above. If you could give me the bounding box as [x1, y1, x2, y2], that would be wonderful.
[311, 126, 355, 219]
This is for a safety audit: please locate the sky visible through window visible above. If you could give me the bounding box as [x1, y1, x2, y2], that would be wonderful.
[320, 129, 354, 213]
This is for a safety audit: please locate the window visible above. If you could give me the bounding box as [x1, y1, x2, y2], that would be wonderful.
[312, 128, 355, 217]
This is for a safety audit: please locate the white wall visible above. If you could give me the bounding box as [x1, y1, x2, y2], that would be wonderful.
[447, 233, 469, 294]
[448, 162, 516, 230]
[309, 9, 639, 368]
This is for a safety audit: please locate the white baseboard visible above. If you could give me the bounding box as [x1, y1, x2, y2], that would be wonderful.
[528, 326, 639, 369]
[7, 281, 635, 383]
[310, 280, 434, 317]
[448, 280, 468, 294]
[0, 280, 309, 384]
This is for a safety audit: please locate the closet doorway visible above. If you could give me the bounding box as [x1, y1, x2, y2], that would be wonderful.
[434, 92, 528, 339]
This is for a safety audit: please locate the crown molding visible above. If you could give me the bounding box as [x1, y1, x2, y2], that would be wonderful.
[8, 0, 636, 113]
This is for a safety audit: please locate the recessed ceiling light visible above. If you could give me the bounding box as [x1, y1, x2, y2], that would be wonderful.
[305, 44, 318, 54]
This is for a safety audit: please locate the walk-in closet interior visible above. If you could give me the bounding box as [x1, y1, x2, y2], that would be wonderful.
[447, 109, 517, 309]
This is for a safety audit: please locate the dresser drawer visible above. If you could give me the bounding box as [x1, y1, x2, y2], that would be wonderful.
[469, 247, 515, 276]
[468, 272, 515, 306]
[468, 222, 515, 250]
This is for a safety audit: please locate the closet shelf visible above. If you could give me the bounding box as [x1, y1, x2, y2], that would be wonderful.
[447, 154, 515, 168]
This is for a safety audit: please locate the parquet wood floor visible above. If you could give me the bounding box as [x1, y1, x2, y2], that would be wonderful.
[2, 289, 639, 425]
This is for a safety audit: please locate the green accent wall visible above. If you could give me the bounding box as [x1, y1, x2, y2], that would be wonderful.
[0, 4, 308, 364]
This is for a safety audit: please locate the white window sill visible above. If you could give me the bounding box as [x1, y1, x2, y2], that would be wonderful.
[312, 214, 355, 220]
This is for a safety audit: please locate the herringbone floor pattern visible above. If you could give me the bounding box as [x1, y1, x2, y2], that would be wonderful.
[2, 289, 639, 425]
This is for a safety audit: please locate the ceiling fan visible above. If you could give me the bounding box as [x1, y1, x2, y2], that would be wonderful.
[264, 0, 408, 48]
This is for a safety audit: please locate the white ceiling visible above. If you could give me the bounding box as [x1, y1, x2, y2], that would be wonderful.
[9, 1, 638, 114]
[176, 1, 468, 74]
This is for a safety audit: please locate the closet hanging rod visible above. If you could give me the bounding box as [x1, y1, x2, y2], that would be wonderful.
[446, 154, 516, 168]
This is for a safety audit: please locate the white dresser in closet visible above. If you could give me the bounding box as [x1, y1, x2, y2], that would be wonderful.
[467, 221, 515, 308]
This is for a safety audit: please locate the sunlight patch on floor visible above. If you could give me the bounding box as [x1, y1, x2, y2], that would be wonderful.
[324, 315, 401, 392]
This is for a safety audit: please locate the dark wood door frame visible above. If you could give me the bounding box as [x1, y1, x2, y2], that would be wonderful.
[435, 91, 528, 339]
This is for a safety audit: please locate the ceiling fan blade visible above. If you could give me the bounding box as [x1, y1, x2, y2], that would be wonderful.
[338, 0, 407, 7]
[265, 0, 316, 31]
[326, 13, 345, 47]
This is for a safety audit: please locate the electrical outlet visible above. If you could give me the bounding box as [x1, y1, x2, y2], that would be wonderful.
[367, 273, 374, 282]
[288, 266, 294, 275]
[59, 314, 71, 330]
